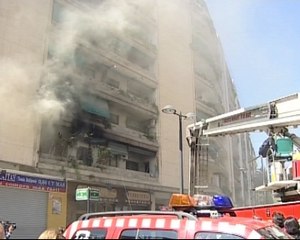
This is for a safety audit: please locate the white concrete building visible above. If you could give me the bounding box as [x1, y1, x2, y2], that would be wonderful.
[0, 0, 256, 234]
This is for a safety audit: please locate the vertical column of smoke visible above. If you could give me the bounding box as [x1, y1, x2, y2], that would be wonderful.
[0, 0, 148, 163]
[37, 0, 139, 119]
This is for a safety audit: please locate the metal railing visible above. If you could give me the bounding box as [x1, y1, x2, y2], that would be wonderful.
[78, 211, 198, 221]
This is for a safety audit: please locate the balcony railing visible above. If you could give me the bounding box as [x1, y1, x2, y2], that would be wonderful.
[79, 41, 157, 81]
[39, 153, 158, 183]
[196, 100, 217, 116]
[91, 81, 158, 114]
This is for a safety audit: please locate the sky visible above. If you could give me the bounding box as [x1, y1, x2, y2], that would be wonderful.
[205, 0, 300, 158]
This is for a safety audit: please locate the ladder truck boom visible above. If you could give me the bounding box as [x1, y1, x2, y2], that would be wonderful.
[187, 92, 300, 139]
[186, 92, 300, 200]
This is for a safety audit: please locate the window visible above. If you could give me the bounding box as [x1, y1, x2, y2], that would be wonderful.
[195, 0, 205, 7]
[52, 0, 66, 23]
[194, 231, 243, 239]
[77, 146, 92, 166]
[110, 113, 119, 125]
[85, 68, 95, 80]
[144, 162, 150, 173]
[126, 161, 138, 171]
[126, 117, 144, 132]
[72, 229, 107, 239]
[107, 78, 120, 89]
[119, 229, 178, 239]
[109, 154, 119, 167]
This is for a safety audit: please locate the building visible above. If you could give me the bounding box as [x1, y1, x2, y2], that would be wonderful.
[0, 0, 256, 237]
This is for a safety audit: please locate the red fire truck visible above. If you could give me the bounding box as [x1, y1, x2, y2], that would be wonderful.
[64, 193, 291, 239]
[186, 92, 300, 221]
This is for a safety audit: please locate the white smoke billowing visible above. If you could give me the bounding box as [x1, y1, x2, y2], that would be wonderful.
[51, 0, 137, 61]
[0, 60, 39, 120]
[39, 0, 146, 118]
[0, 0, 150, 126]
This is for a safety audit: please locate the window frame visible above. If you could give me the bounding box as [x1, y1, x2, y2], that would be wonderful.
[119, 228, 178, 239]
[194, 231, 244, 239]
[72, 228, 107, 239]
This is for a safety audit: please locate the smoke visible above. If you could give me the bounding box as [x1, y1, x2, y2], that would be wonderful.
[52, 0, 134, 59]
[0, 0, 152, 127]
[37, 0, 146, 120]
[0, 60, 35, 120]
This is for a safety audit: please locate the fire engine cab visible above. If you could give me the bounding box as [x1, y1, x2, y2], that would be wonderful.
[186, 92, 300, 220]
[63, 193, 291, 239]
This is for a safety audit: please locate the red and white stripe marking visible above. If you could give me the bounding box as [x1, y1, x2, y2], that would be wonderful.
[64, 217, 263, 239]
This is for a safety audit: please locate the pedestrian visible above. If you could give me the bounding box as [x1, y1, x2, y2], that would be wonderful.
[0, 223, 14, 239]
[38, 228, 65, 239]
[272, 211, 285, 229]
[58, 226, 65, 236]
[284, 216, 300, 239]
[5, 225, 14, 239]
[0, 224, 5, 240]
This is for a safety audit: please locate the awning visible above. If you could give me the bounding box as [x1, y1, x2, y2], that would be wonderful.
[128, 146, 155, 156]
[80, 95, 110, 119]
[108, 142, 128, 155]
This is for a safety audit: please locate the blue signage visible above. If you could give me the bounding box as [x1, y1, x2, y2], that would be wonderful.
[0, 170, 66, 192]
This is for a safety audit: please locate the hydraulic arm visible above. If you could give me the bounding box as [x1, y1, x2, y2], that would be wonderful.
[186, 92, 300, 196]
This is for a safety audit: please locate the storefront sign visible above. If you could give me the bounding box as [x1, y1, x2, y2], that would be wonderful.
[127, 191, 150, 202]
[0, 170, 66, 192]
[90, 189, 100, 201]
[75, 188, 89, 201]
[76, 188, 100, 201]
[99, 187, 117, 199]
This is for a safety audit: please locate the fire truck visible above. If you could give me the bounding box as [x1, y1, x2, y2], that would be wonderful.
[186, 92, 300, 221]
[64, 193, 291, 239]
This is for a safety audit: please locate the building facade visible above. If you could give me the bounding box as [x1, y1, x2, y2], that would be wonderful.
[0, 0, 257, 236]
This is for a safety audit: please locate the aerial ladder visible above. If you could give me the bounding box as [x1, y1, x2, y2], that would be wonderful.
[186, 92, 300, 202]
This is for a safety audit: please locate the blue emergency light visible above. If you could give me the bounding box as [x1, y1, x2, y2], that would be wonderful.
[169, 193, 236, 217]
[212, 195, 234, 210]
[193, 194, 234, 210]
[193, 194, 235, 217]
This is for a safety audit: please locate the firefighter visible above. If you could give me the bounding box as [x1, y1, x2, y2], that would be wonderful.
[284, 216, 300, 239]
[272, 212, 285, 229]
[269, 101, 278, 119]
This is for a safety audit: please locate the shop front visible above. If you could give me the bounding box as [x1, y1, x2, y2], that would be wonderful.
[67, 181, 151, 223]
[0, 170, 67, 239]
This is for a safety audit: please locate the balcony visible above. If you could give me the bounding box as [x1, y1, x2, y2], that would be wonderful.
[123, 30, 157, 57]
[195, 70, 214, 87]
[91, 81, 158, 115]
[78, 40, 157, 81]
[38, 152, 159, 183]
[107, 124, 158, 147]
[67, 70, 158, 116]
[196, 99, 218, 116]
[128, 1, 157, 26]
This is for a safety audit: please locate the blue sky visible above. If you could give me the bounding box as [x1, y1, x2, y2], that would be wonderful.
[205, 0, 300, 157]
